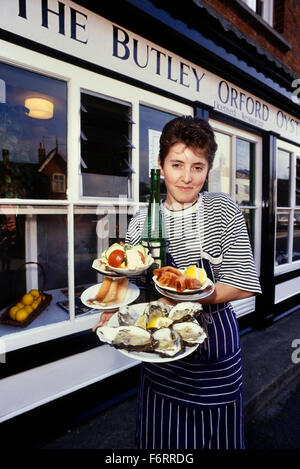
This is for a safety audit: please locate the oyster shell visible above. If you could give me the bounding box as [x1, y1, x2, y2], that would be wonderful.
[152, 328, 183, 357]
[172, 321, 207, 346]
[117, 305, 141, 326]
[145, 301, 172, 324]
[168, 302, 202, 323]
[96, 325, 156, 352]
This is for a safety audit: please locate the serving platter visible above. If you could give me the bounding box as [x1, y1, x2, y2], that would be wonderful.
[92, 259, 126, 278]
[152, 274, 212, 293]
[95, 302, 206, 363]
[106, 257, 154, 276]
[81, 282, 140, 310]
[154, 281, 215, 302]
[92, 258, 154, 277]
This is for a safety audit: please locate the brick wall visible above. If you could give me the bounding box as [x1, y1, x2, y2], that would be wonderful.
[202, 0, 300, 77]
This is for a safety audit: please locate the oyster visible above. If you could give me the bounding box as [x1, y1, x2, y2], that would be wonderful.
[145, 301, 172, 322]
[172, 322, 207, 346]
[117, 305, 141, 326]
[152, 328, 183, 357]
[168, 302, 202, 323]
[96, 325, 156, 352]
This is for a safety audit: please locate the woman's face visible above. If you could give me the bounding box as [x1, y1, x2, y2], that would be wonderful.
[159, 142, 209, 209]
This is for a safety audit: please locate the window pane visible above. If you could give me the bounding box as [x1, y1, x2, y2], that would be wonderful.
[236, 138, 255, 206]
[0, 205, 25, 309]
[208, 131, 231, 194]
[275, 210, 289, 265]
[139, 105, 177, 201]
[293, 210, 300, 261]
[277, 149, 291, 207]
[73, 205, 133, 316]
[81, 92, 133, 198]
[0, 206, 69, 335]
[241, 208, 255, 249]
[0, 62, 67, 199]
[296, 156, 300, 206]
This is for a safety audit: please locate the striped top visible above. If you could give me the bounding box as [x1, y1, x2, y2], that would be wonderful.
[126, 191, 261, 294]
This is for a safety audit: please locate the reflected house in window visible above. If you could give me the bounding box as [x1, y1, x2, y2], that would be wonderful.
[37, 142, 67, 199]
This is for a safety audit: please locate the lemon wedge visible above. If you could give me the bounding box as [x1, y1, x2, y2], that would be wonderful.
[135, 313, 148, 330]
[146, 316, 173, 329]
[184, 265, 207, 284]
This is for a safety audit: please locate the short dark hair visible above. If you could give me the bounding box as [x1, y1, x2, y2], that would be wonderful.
[159, 116, 217, 170]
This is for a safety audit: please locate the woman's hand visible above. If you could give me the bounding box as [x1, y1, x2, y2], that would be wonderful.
[92, 309, 117, 332]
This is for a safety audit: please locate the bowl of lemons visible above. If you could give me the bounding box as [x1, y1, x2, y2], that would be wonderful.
[1, 288, 52, 327]
[0, 262, 52, 327]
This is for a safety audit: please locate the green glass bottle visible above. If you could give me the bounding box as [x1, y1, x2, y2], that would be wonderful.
[141, 169, 167, 270]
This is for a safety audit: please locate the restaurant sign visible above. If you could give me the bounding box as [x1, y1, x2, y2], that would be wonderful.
[1, 0, 300, 144]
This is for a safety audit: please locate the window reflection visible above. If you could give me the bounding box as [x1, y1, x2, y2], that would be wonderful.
[139, 105, 176, 201]
[275, 211, 289, 265]
[0, 62, 67, 199]
[236, 138, 254, 206]
[81, 92, 134, 198]
[208, 131, 231, 194]
[277, 149, 290, 207]
[241, 208, 255, 248]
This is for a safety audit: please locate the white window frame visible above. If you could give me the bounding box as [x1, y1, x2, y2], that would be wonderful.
[275, 139, 300, 275]
[0, 40, 192, 352]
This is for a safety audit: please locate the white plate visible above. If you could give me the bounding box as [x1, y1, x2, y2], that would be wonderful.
[155, 282, 215, 302]
[80, 281, 140, 310]
[152, 273, 212, 293]
[106, 257, 154, 276]
[99, 303, 203, 363]
[116, 342, 199, 363]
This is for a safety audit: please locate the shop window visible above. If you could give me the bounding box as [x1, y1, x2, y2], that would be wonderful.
[0, 62, 67, 200]
[80, 92, 134, 198]
[275, 142, 300, 270]
[208, 125, 260, 252]
[139, 105, 178, 201]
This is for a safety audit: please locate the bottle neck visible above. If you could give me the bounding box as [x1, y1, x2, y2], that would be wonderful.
[149, 171, 160, 204]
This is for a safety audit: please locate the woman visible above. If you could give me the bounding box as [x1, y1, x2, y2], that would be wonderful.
[99, 116, 261, 449]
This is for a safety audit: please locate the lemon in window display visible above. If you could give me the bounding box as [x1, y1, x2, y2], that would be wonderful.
[8, 305, 19, 320]
[29, 289, 40, 299]
[21, 293, 34, 306]
[15, 308, 30, 322]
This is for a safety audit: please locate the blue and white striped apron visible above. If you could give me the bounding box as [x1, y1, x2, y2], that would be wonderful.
[135, 254, 244, 450]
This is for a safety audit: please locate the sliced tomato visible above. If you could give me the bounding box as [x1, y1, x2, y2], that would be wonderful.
[108, 249, 125, 267]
